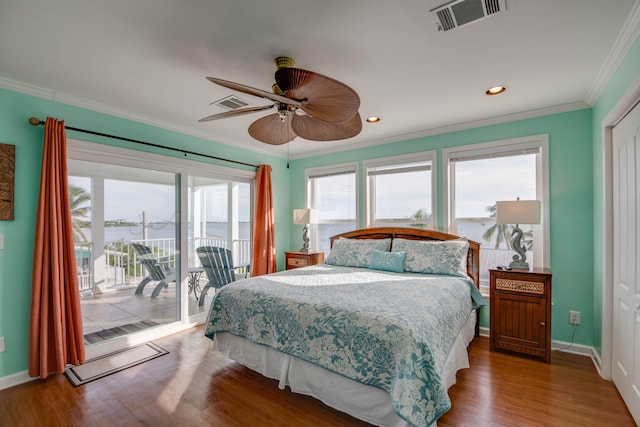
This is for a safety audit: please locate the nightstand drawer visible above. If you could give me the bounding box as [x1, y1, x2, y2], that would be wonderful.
[287, 258, 308, 267]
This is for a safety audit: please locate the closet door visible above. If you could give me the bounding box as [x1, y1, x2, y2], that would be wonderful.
[612, 100, 640, 425]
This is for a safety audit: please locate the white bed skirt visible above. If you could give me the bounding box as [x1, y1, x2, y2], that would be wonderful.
[211, 312, 476, 427]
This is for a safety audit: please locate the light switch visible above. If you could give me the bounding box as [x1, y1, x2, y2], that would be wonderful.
[0, 233, 4, 249]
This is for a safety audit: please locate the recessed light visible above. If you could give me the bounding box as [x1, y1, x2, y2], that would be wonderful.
[486, 85, 507, 96]
[366, 116, 381, 123]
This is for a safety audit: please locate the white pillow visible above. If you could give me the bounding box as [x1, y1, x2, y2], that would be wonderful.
[325, 238, 391, 268]
[391, 238, 469, 277]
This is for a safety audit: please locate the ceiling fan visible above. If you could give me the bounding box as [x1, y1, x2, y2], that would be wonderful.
[200, 57, 362, 145]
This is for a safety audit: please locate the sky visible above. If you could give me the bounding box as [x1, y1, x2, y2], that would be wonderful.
[316, 153, 536, 219]
[69, 175, 251, 223]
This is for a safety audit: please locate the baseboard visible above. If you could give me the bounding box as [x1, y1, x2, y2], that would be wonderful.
[550, 339, 593, 357]
[0, 370, 35, 391]
[590, 347, 604, 377]
[478, 327, 600, 371]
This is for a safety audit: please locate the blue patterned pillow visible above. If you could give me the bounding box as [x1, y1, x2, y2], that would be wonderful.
[325, 238, 391, 268]
[369, 250, 406, 273]
[391, 238, 469, 277]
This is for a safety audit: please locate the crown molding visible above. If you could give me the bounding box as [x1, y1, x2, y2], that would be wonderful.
[0, 76, 278, 159]
[585, 0, 640, 105]
[289, 101, 590, 160]
[0, 76, 602, 162]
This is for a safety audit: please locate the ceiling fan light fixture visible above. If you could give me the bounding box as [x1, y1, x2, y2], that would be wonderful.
[277, 104, 293, 121]
[485, 85, 507, 95]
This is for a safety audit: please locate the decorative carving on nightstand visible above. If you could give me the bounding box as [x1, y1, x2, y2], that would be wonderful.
[495, 278, 544, 294]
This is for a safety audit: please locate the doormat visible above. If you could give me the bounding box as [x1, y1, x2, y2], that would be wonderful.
[83, 320, 159, 344]
[64, 342, 168, 386]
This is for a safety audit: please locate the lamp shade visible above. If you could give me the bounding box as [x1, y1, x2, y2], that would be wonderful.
[293, 208, 318, 225]
[496, 200, 541, 225]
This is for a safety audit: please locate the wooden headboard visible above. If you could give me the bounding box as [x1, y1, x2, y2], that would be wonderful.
[329, 227, 481, 289]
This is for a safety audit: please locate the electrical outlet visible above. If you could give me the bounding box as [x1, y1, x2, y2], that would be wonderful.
[569, 310, 581, 325]
[0, 336, 5, 352]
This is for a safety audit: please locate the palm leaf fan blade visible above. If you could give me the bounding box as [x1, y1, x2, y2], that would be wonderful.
[275, 68, 360, 124]
[248, 114, 297, 145]
[291, 112, 362, 141]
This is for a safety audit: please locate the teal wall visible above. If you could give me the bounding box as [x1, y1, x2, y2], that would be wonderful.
[288, 110, 594, 343]
[0, 88, 289, 378]
[592, 34, 640, 357]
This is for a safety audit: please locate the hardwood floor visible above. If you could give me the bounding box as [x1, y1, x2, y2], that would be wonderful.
[0, 326, 634, 427]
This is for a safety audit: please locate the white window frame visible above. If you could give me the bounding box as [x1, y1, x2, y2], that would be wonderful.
[304, 162, 359, 252]
[442, 134, 550, 269]
[363, 151, 437, 229]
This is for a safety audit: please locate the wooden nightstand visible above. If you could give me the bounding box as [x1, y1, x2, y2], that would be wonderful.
[285, 251, 325, 270]
[490, 267, 552, 363]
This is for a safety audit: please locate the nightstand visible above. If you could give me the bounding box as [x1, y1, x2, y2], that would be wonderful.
[490, 267, 552, 363]
[285, 251, 325, 270]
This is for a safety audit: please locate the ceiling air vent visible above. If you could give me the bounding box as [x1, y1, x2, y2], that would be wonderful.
[431, 0, 506, 32]
[211, 95, 250, 110]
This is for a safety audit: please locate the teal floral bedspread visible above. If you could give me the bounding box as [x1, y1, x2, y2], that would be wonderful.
[204, 264, 485, 427]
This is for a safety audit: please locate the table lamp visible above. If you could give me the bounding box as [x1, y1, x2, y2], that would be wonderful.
[496, 198, 541, 270]
[293, 208, 318, 252]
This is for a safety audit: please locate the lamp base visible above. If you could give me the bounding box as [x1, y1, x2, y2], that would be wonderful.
[300, 225, 310, 253]
[508, 260, 530, 270]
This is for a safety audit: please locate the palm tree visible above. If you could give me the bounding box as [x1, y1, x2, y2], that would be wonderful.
[68, 185, 91, 242]
[482, 204, 513, 249]
[482, 203, 533, 250]
[410, 208, 432, 228]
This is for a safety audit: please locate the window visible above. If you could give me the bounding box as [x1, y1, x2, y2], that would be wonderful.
[364, 151, 436, 229]
[443, 135, 549, 290]
[305, 163, 358, 255]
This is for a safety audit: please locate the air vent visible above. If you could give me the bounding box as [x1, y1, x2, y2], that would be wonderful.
[211, 95, 250, 111]
[431, 0, 506, 32]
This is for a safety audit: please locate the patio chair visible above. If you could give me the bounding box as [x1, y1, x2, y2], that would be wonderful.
[196, 246, 249, 306]
[131, 242, 175, 298]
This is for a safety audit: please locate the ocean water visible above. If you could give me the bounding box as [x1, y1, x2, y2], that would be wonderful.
[81, 222, 251, 243]
[82, 221, 506, 251]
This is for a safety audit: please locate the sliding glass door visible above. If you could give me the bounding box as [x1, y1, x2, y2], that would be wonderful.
[68, 159, 180, 344]
[67, 139, 255, 353]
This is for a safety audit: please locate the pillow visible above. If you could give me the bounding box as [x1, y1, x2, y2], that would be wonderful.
[391, 238, 469, 277]
[369, 250, 406, 273]
[325, 238, 391, 268]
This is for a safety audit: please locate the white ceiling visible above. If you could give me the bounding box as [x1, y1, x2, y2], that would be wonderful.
[1, 0, 638, 160]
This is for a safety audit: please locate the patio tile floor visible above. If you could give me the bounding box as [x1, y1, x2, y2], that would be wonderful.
[80, 280, 213, 340]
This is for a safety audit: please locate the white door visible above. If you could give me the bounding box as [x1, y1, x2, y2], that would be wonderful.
[612, 100, 640, 425]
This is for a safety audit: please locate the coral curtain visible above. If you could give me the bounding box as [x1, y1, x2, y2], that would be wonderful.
[29, 118, 85, 378]
[251, 164, 276, 276]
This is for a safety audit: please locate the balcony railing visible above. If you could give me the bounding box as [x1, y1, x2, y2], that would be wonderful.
[75, 237, 251, 293]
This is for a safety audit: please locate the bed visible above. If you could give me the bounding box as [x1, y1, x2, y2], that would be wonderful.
[204, 227, 485, 427]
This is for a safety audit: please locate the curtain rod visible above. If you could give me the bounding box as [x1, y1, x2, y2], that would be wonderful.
[28, 117, 259, 169]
